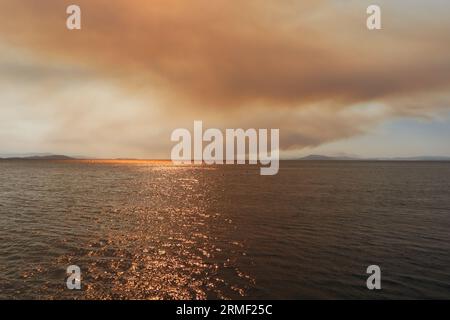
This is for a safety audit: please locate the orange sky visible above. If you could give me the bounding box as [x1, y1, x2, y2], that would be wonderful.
[0, 0, 449, 158]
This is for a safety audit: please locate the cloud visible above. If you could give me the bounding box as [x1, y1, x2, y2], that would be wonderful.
[0, 0, 449, 156]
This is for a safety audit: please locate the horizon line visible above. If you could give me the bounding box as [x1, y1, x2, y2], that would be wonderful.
[1, 154, 450, 161]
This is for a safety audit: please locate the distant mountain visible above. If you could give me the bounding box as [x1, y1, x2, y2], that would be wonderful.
[297, 154, 450, 161]
[372, 156, 450, 161]
[298, 154, 359, 161]
[0, 154, 75, 160]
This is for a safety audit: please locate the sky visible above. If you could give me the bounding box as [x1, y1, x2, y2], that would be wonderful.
[0, 0, 449, 159]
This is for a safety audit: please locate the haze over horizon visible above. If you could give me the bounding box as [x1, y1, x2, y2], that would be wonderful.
[1, 0, 450, 158]
[1, 152, 450, 161]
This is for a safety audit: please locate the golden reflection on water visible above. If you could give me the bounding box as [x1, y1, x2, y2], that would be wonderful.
[42, 160, 251, 300]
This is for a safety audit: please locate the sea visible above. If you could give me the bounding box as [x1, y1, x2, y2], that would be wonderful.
[0, 160, 449, 299]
